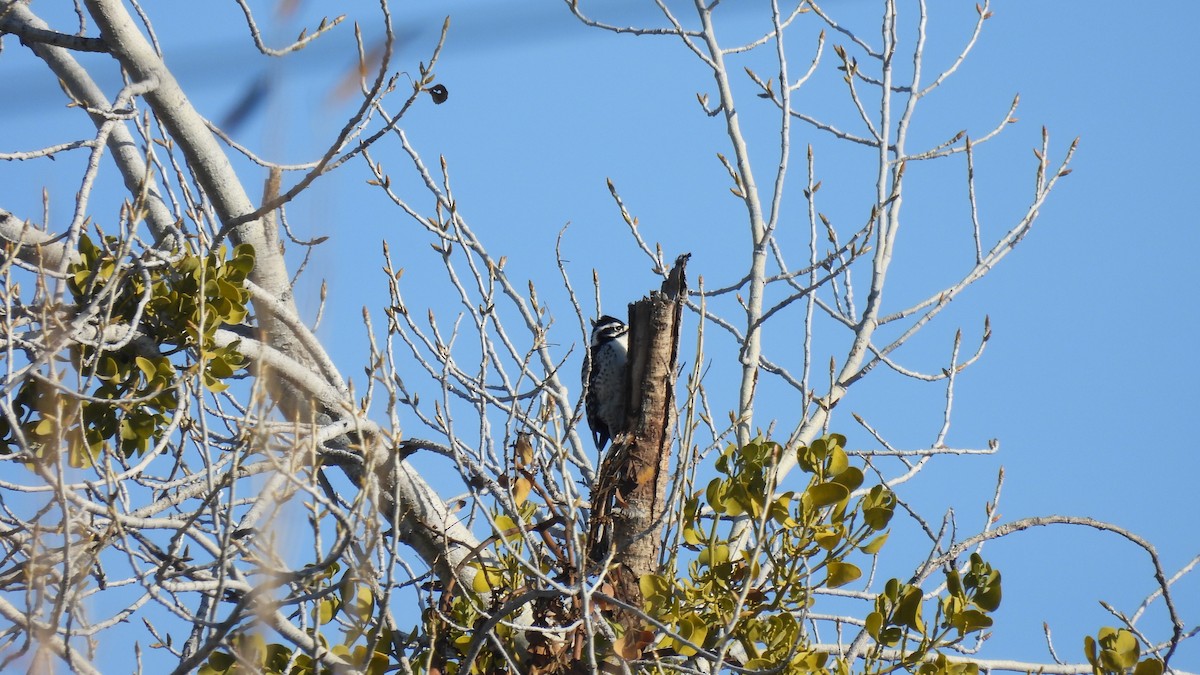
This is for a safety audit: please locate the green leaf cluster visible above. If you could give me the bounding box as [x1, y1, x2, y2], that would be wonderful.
[1083, 628, 1163, 675]
[0, 236, 254, 466]
[197, 633, 389, 675]
[199, 563, 392, 675]
[69, 235, 255, 348]
[415, 508, 548, 674]
[863, 553, 1003, 672]
[198, 635, 307, 675]
[187, 428, 1163, 675]
[941, 554, 1001, 636]
[643, 435, 894, 671]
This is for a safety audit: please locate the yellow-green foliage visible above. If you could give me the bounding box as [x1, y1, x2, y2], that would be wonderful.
[190, 435, 1166, 674]
[198, 562, 391, 675]
[644, 435, 896, 671]
[1084, 628, 1164, 675]
[0, 235, 254, 466]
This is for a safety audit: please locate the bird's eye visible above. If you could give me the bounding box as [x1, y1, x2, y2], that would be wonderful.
[427, 84, 449, 104]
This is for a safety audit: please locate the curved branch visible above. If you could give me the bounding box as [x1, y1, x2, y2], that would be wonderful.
[6, 3, 178, 246]
[912, 515, 1187, 666]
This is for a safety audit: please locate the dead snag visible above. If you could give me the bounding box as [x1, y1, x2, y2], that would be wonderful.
[589, 253, 690, 647]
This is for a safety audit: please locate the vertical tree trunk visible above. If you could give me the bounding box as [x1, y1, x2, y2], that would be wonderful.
[589, 254, 689, 651]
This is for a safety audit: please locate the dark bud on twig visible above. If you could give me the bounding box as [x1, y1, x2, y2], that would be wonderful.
[426, 84, 449, 104]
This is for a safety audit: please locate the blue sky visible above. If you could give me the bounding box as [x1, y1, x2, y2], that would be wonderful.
[2, 0, 1197, 671]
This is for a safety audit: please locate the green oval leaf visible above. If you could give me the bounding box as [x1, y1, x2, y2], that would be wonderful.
[675, 613, 708, 656]
[861, 531, 889, 554]
[825, 561, 861, 589]
[1134, 659, 1165, 675]
[318, 597, 339, 625]
[832, 465, 863, 492]
[806, 482, 849, 508]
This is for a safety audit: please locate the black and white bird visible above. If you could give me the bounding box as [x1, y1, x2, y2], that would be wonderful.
[583, 315, 629, 452]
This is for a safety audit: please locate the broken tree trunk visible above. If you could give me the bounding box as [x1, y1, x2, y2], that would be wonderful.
[589, 253, 690, 648]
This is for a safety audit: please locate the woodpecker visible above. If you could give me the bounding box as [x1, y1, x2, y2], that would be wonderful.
[583, 315, 628, 452]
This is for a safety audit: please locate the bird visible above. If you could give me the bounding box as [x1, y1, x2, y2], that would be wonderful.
[583, 315, 629, 452]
